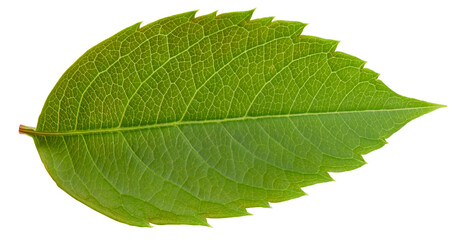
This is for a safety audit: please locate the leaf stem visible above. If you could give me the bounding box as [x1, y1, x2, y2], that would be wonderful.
[19, 125, 37, 136]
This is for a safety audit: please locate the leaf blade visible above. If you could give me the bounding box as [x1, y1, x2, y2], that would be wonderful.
[23, 10, 443, 227]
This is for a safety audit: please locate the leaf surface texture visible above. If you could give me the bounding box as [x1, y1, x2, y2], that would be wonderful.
[24, 10, 442, 227]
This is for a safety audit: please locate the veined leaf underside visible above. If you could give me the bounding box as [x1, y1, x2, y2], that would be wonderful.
[20, 10, 443, 227]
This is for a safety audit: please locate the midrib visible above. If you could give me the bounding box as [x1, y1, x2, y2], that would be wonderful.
[21, 106, 440, 137]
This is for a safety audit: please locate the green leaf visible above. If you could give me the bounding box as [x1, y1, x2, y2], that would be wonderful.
[20, 10, 443, 227]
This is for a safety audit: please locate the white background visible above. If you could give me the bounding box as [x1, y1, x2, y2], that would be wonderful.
[1, 0, 462, 239]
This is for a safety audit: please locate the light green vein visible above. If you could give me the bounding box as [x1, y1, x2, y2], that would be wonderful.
[22, 106, 441, 137]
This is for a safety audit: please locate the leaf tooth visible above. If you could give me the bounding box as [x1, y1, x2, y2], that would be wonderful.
[156, 10, 199, 25]
[132, 21, 143, 31]
[180, 10, 199, 21]
[270, 20, 308, 38]
[201, 208, 251, 219]
[192, 11, 218, 22]
[156, 10, 199, 24]
[293, 35, 340, 56]
[284, 171, 336, 190]
[267, 188, 307, 203]
[137, 11, 198, 34]
[311, 172, 335, 184]
[320, 155, 367, 173]
[230, 199, 272, 209]
[216, 9, 255, 25]
[329, 51, 368, 69]
[360, 67, 381, 81]
[248, 16, 275, 26]
[257, 201, 271, 208]
[322, 172, 336, 182]
[197, 201, 252, 219]
[330, 39, 341, 52]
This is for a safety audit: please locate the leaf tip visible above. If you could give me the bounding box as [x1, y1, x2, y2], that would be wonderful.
[420, 102, 447, 114]
[433, 103, 447, 109]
